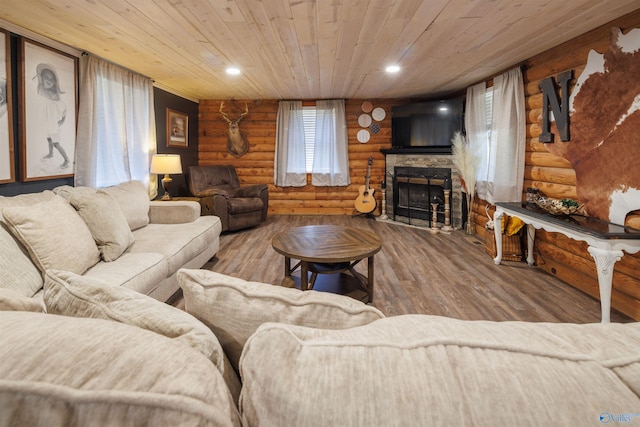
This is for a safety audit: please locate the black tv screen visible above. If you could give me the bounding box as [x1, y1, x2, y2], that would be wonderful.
[391, 98, 464, 153]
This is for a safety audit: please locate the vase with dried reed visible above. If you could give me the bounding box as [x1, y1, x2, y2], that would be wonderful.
[451, 132, 479, 234]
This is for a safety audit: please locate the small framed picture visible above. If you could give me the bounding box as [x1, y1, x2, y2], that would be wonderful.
[0, 28, 15, 184]
[19, 38, 78, 181]
[166, 108, 188, 148]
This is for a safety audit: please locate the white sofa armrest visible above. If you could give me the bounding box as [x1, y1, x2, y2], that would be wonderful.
[148, 201, 200, 224]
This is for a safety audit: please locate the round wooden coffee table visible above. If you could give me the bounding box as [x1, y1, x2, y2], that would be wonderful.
[271, 225, 382, 303]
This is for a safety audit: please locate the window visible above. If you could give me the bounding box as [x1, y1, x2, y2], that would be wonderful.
[274, 99, 350, 187]
[485, 87, 494, 140]
[302, 106, 316, 173]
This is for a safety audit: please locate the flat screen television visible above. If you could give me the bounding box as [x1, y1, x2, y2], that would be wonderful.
[391, 98, 464, 154]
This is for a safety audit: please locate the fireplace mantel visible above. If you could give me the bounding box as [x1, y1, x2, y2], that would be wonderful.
[383, 153, 464, 229]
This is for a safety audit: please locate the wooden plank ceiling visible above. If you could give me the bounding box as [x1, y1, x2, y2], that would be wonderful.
[1, 0, 638, 101]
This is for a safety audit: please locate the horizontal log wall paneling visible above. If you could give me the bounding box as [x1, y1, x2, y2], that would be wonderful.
[198, 99, 408, 215]
[475, 9, 640, 320]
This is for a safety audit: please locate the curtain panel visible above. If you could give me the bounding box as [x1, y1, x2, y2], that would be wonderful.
[312, 99, 350, 186]
[468, 67, 525, 204]
[274, 100, 306, 187]
[75, 54, 157, 197]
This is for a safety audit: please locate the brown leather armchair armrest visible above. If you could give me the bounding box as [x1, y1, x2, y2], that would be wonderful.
[235, 184, 267, 198]
[235, 184, 269, 221]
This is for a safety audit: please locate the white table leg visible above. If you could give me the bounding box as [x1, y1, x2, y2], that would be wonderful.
[493, 209, 504, 265]
[587, 246, 623, 323]
[526, 223, 536, 266]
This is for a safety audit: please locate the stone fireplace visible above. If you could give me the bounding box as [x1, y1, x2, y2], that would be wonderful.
[383, 153, 464, 229]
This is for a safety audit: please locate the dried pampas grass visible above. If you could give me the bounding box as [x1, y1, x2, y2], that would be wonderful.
[452, 131, 479, 231]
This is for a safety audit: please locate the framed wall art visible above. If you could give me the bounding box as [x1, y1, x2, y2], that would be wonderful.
[19, 38, 78, 181]
[0, 29, 15, 184]
[166, 108, 188, 148]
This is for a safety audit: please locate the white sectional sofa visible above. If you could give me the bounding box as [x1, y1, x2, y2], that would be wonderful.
[0, 180, 221, 306]
[1, 182, 639, 426]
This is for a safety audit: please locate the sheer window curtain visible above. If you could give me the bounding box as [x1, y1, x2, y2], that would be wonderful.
[465, 82, 489, 199]
[274, 99, 350, 187]
[470, 67, 525, 204]
[274, 100, 306, 187]
[75, 54, 158, 198]
[312, 99, 350, 186]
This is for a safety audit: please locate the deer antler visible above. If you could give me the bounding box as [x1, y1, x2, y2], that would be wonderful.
[219, 101, 232, 124]
[236, 103, 249, 123]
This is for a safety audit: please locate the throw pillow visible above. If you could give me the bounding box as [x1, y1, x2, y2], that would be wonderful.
[102, 180, 150, 230]
[43, 269, 225, 373]
[178, 269, 385, 373]
[0, 224, 43, 297]
[0, 288, 44, 312]
[70, 190, 135, 261]
[2, 196, 100, 275]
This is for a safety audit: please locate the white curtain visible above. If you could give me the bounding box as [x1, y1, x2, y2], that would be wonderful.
[274, 100, 306, 187]
[472, 67, 525, 204]
[75, 54, 157, 197]
[274, 99, 350, 187]
[465, 82, 488, 199]
[312, 99, 350, 186]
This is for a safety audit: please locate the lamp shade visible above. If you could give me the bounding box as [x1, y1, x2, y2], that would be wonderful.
[150, 154, 183, 175]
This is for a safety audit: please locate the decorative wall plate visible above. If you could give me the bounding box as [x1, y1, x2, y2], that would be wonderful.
[361, 101, 373, 113]
[369, 123, 380, 134]
[357, 129, 370, 143]
[372, 107, 386, 121]
[358, 113, 372, 128]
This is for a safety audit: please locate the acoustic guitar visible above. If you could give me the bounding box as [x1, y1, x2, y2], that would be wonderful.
[355, 157, 376, 214]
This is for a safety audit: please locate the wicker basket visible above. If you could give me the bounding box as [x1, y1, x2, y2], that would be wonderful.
[484, 230, 523, 262]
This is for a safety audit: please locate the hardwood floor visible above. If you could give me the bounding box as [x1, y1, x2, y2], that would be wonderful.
[188, 215, 632, 323]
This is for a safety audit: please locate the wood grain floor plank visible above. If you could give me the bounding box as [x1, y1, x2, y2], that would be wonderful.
[179, 215, 633, 323]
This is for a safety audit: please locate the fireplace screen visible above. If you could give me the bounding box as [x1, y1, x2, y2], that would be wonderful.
[393, 167, 451, 225]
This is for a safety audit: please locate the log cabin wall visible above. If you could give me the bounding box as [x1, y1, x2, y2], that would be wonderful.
[198, 99, 408, 215]
[473, 9, 640, 321]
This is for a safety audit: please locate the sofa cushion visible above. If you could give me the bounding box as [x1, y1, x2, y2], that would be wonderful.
[101, 180, 150, 230]
[131, 217, 221, 275]
[70, 191, 135, 261]
[0, 311, 240, 426]
[0, 190, 56, 220]
[0, 288, 44, 312]
[0, 191, 56, 297]
[55, 180, 150, 231]
[43, 269, 225, 372]
[2, 195, 100, 275]
[83, 252, 169, 297]
[240, 315, 640, 427]
[0, 224, 43, 297]
[178, 269, 385, 372]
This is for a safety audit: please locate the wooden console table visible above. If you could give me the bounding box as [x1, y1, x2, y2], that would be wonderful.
[493, 202, 640, 323]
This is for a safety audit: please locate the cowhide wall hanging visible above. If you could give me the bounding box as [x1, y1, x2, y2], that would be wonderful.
[541, 27, 640, 225]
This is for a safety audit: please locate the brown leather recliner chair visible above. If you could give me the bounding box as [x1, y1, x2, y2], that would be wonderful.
[188, 165, 268, 232]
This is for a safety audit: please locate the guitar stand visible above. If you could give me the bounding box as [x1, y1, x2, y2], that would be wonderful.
[352, 211, 376, 219]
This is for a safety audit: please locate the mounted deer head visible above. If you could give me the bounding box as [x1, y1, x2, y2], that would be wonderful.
[220, 101, 250, 158]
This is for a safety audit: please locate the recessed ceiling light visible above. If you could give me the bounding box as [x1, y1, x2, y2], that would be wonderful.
[226, 67, 241, 76]
[385, 65, 400, 73]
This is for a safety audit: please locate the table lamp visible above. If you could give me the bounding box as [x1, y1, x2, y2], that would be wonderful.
[150, 154, 182, 200]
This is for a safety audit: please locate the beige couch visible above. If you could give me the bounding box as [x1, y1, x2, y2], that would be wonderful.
[1, 267, 639, 426]
[0, 180, 222, 306]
